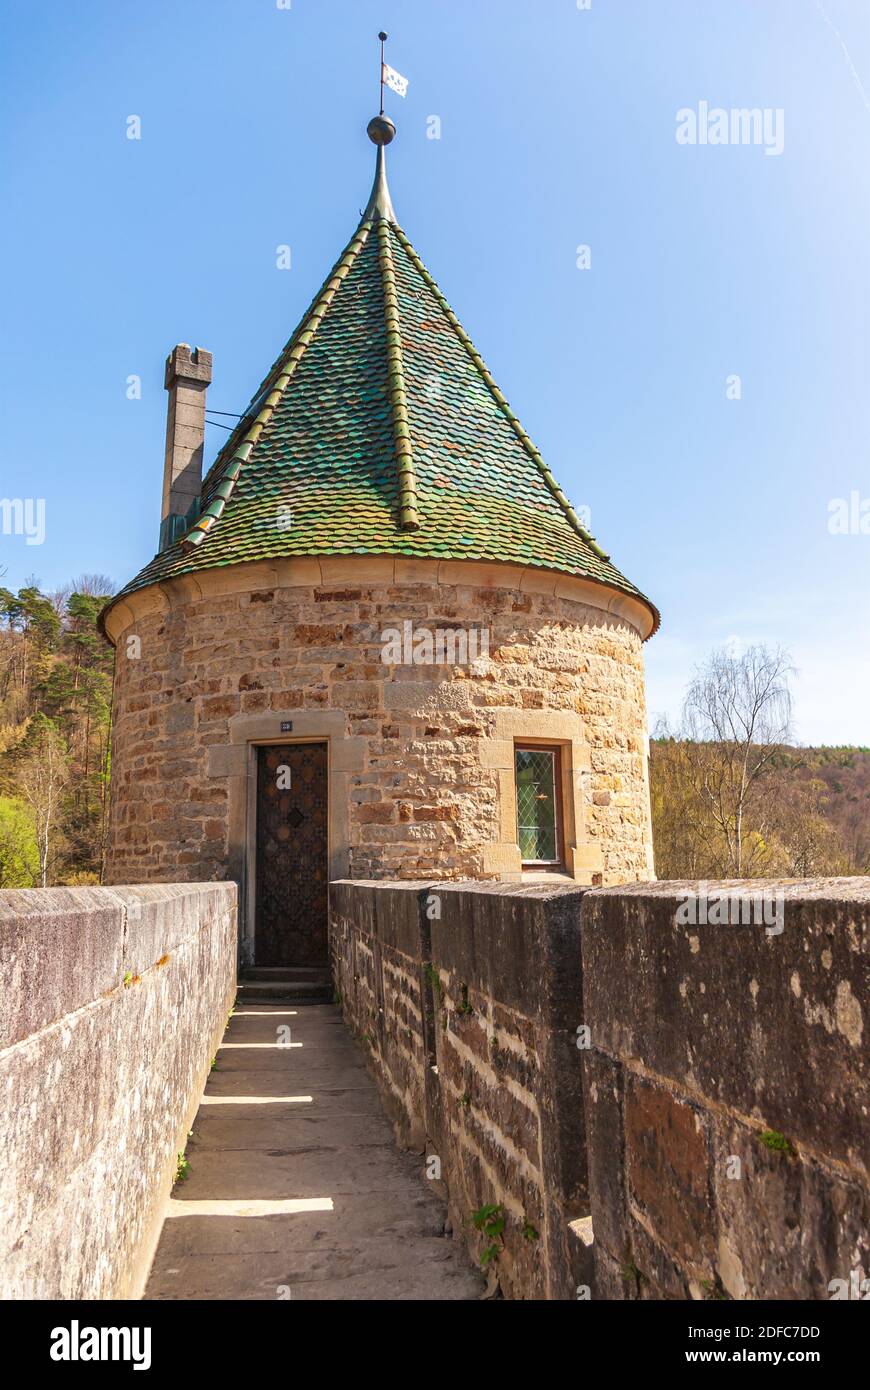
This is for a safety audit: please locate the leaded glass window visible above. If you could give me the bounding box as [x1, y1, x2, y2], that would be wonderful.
[515, 746, 561, 865]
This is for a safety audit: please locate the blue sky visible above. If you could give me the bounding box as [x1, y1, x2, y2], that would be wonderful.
[1, 0, 868, 743]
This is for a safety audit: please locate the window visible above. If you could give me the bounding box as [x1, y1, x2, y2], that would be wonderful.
[514, 745, 563, 867]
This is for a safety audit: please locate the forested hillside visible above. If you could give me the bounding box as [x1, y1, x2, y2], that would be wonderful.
[0, 577, 114, 886]
[650, 741, 870, 880]
[775, 745, 870, 871]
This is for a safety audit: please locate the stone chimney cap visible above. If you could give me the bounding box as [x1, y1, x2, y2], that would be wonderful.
[165, 343, 213, 389]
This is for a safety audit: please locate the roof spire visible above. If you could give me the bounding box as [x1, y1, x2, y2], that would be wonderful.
[364, 121, 397, 223]
[364, 32, 398, 223]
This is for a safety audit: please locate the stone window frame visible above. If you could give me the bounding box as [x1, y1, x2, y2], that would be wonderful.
[514, 742, 566, 870]
[478, 710, 603, 883]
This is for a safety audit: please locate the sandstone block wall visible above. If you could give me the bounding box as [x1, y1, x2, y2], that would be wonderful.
[0, 882, 237, 1300]
[582, 880, 870, 1300]
[332, 877, 869, 1301]
[330, 878, 589, 1299]
[104, 560, 653, 898]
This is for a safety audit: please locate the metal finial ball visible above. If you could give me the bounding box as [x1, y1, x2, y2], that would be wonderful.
[379, 31, 388, 41]
[367, 114, 396, 146]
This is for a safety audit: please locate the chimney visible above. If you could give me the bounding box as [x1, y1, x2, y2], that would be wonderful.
[159, 344, 213, 550]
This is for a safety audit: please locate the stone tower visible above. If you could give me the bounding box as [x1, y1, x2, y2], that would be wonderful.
[101, 114, 659, 968]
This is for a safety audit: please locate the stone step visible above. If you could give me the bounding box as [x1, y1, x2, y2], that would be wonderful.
[241, 967, 330, 982]
[235, 980, 334, 1004]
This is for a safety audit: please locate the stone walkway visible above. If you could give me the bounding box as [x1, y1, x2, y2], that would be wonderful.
[145, 1002, 483, 1301]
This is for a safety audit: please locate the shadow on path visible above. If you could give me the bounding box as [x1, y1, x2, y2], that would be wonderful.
[144, 1002, 483, 1301]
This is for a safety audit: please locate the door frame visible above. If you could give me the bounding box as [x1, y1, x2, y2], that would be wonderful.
[219, 708, 366, 968]
[244, 736, 331, 968]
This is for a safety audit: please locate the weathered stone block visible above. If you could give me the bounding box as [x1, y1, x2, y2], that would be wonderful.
[0, 888, 125, 1049]
[581, 1050, 626, 1260]
[0, 883, 237, 1300]
[710, 1118, 870, 1300]
[583, 880, 870, 1173]
[625, 1076, 715, 1277]
[583, 879, 870, 1301]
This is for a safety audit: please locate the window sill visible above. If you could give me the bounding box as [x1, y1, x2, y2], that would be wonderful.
[520, 868, 574, 884]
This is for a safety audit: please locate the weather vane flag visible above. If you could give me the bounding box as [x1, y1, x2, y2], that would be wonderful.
[378, 30, 408, 114]
[383, 64, 409, 98]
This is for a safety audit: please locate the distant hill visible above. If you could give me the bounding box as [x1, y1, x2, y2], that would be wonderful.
[649, 740, 870, 879]
[772, 746, 870, 872]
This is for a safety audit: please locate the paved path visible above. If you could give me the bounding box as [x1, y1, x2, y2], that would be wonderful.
[145, 1003, 483, 1301]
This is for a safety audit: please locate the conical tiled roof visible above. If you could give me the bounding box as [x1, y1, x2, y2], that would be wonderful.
[110, 129, 659, 635]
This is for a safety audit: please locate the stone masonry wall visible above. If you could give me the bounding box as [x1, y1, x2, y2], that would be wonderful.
[582, 880, 870, 1301]
[330, 879, 589, 1300]
[0, 882, 237, 1299]
[332, 877, 869, 1301]
[105, 562, 652, 889]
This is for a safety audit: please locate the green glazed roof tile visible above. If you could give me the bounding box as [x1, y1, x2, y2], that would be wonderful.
[108, 141, 659, 636]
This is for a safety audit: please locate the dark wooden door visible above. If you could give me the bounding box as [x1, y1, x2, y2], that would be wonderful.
[255, 743, 328, 966]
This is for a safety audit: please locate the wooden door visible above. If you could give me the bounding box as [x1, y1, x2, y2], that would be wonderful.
[254, 743, 328, 966]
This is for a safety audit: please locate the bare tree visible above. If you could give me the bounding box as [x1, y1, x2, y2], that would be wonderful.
[71, 573, 115, 599]
[50, 574, 115, 621]
[681, 645, 794, 875]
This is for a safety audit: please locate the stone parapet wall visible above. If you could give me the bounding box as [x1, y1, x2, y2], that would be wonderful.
[330, 878, 589, 1299]
[331, 877, 870, 1301]
[104, 557, 653, 900]
[0, 882, 237, 1300]
[582, 880, 870, 1300]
